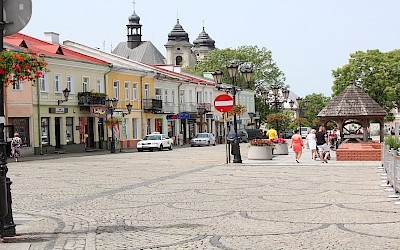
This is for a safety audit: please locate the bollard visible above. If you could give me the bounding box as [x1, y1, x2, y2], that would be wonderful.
[0, 167, 7, 217]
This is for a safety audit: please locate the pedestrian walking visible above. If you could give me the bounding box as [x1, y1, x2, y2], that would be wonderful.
[316, 126, 330, 163]
[290, 129, 303, 163]
[11, 132, 22, 162]
[178, 132, 184, 146]
[306, 129, 317, 160]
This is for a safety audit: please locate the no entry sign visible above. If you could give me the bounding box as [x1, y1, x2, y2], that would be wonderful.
[214, 94, 234, 113]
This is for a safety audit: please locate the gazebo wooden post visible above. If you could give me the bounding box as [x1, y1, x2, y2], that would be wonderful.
[362, 119, 369, 142]
[379, 119, 384, 143]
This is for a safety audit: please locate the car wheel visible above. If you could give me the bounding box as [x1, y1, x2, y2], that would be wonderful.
[159, 145, 163, 151]
[138, 149, 143, 152]
[213, 142, 216, 146]
[207, 141, 210, 146]
[191, 144, 194, 147]
[149, 148, 154, 152]
[169, 144, 172, 150]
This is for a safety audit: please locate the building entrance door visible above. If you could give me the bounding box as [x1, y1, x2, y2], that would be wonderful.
[55, 117, 61, 149]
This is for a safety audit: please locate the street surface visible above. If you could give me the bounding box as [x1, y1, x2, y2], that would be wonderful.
[1, 143, 400, 249]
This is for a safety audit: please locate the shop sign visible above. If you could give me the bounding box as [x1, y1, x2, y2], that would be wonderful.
[49, 107, 68, 114]
[91, 106, 106, 117]
[206, 114, 214, 119]
[178, 113, 190, 119]
[166, 114, 178, 120]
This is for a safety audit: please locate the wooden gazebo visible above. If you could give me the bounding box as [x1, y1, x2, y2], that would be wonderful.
[317, 83, 386, 142]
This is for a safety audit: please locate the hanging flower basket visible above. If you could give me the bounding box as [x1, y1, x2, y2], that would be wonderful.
[228, 104, 246, 116]
[0, 49, 49, 85]
[105, 117, 120, 127]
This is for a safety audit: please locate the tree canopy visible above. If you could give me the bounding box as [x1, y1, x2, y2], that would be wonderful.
[302, 93, 331, 126]
[332, 49, 400, 115]
[184, 45, 287, 91]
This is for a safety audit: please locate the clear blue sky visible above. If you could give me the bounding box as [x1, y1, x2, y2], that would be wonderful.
[21, 0, 400, 98]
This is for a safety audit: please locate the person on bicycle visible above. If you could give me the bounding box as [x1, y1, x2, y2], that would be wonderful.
[11, 133, 22, 162]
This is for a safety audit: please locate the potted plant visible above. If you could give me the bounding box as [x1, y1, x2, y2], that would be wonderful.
[229, 104, 246, 116]
[272, 138, 289, 155]
[247, 139, 274, 160]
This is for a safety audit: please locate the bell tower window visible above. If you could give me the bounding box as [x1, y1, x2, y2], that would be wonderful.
[175, 56, 183, 66]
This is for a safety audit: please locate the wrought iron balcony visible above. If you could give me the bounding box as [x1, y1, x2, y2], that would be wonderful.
[179, 102, 198, 113]
[143, 99, 162, 113]
[197, 103, 211, 114]
[78, 92, 107, 106]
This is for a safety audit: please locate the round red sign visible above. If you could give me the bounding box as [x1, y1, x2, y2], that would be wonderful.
[214, 94, 234, 113]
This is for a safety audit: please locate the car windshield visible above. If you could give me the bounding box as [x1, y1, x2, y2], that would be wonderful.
[143, 135, 161, 140]
[195, 133, 209, 138]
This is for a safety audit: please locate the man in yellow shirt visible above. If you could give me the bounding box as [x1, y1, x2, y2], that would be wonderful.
[266, 127, 278, 139]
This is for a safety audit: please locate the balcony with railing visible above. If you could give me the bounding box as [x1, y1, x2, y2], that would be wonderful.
[143, 99, 162, 113]
[179, 102, 198, 113]
[197, 103, 212, 114]
[77, 92, 107, 106]
[163, 102, 178, 113]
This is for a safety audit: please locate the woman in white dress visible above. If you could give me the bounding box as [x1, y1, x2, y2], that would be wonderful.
[306, 129, 317, 160]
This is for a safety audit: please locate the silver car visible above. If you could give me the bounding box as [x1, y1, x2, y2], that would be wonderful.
[190, 133, 216, 147]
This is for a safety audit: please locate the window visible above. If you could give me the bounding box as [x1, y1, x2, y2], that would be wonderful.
[175, 56, 183, 65]
[66, 75, 74, 94]
[171, 90, 175, 105]
[41, 117, 50, 145]
[196, 91, 202, 103]
[155, 88, 162, 100]
[132, 118, 138, 139]
[180, 90, 185, 104]
[113, 80, 120, 99]
[12, 80, 22, 90]
[82, 77, 89, 92]
[39, 73, 48, 92]
[144, 84, 150, 99]
[209, 92, 212, 104]
[96, 78, 102, 93]
[133, 83, 138, 100]
[54, 74, 61, 93]
[164, 89, 168, 103]
[189, 90, 193, 103]
[66, 117, 74, 144]
[9, 117, 30, 146]
[124, 81, 130, 100]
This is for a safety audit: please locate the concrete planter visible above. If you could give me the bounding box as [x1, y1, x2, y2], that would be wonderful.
[248, 146, 273, 160]
[273, 143, 289, 155]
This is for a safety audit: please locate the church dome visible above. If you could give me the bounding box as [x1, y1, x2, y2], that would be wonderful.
[167, 19, 189, 42]
[128, 11, 140, 24]
[193, 27, 215, 48]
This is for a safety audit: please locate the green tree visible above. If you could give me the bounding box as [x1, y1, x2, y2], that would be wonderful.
[332, 49, 400, 116]
[301, 93, 331, 126]
[184, 46, 287, 124]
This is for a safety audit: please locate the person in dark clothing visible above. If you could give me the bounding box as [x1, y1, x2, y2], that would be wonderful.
[316, 126, 330, 163]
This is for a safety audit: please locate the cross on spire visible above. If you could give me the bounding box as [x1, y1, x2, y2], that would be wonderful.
[133, 0, 136, 12]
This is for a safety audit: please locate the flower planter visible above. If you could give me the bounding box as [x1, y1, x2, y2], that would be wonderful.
[273, 143, 289, 155]
[247, 146, 273, 160]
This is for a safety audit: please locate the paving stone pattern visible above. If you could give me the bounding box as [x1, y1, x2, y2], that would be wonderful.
[1, 144, 400, 249]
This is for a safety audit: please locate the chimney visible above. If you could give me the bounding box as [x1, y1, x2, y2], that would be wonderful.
[44, 32, 60, 44]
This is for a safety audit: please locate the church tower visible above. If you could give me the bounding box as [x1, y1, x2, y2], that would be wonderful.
[126, 5, 142, 49]
[192, 25, 215, 61]
[165, 19, 195, 67]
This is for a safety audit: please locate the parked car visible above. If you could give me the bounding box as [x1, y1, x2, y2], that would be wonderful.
[190, 133, 216, 147]
[245, 128, 266, 140]
[137, 132, 173, 152]
[227, 129, 249, 143]
[299, 127, 311, 139]
[282, 130, 294, 139]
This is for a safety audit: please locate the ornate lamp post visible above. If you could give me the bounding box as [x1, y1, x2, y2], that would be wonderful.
[105, 98, 118, 153]
[212, 62, 253, 163]
[289, 97, 310, 136]
[57, 88, 71, 105]
[262, 86, 290, 137]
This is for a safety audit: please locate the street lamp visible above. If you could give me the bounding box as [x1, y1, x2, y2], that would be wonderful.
[262, 86, 290, 137]
[57, 88, 71, 105]
[105, 98, 118, 153]
[212, 62, 253, 163]
[289, 97, 310, 136]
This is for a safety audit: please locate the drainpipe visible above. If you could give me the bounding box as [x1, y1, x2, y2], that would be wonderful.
[37, 76, 42, 155]
[140, 73, 147, 138]
[177, 81, 183, 138]
[103, 64, 113, 150]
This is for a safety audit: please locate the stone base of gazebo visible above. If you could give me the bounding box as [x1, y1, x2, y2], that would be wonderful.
[336, 142, 381, 161]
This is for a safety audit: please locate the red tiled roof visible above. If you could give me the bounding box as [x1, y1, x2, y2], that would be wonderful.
[4, 33, 110, 65]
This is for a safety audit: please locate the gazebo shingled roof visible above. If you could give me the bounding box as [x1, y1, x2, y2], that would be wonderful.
[317, 83, 386, 142]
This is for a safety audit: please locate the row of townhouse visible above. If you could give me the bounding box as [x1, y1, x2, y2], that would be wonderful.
[4, 32, 256, 155]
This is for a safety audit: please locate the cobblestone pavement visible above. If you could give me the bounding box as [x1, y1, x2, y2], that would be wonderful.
[1, 143, 399, 249]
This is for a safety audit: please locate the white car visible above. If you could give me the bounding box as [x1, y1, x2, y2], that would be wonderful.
[137, 132, 173, 152]
[190, 133, 216, 147]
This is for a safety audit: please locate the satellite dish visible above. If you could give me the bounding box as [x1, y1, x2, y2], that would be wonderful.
[3, 0, 32, 36]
